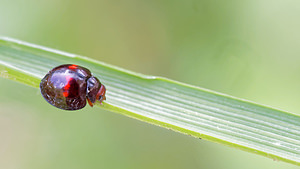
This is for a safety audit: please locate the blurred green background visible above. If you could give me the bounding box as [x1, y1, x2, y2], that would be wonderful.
[0, 0, 299, 168]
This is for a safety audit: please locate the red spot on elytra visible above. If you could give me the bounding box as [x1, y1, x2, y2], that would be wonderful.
[63, 76, 72, 97]
[68, 64, 78, 70]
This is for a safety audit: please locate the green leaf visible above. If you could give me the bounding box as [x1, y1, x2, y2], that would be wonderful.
[0, 37, 299, 165]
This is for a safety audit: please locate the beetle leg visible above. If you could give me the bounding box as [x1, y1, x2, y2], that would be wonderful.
[87, 98, 94, 107]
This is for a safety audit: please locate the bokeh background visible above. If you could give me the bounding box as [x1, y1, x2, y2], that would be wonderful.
[0, 0, 299, 168]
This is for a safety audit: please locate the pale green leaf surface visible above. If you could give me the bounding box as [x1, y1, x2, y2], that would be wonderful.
[0, 37, 299, 165]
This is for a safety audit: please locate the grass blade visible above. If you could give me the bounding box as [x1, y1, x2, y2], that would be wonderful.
[0, 37, 299, 165]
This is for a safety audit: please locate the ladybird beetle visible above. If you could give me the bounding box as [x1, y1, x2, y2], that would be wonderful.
[40, 64, 106, 110]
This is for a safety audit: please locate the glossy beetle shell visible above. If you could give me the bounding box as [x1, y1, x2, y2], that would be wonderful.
[40, 64, 106, 110]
